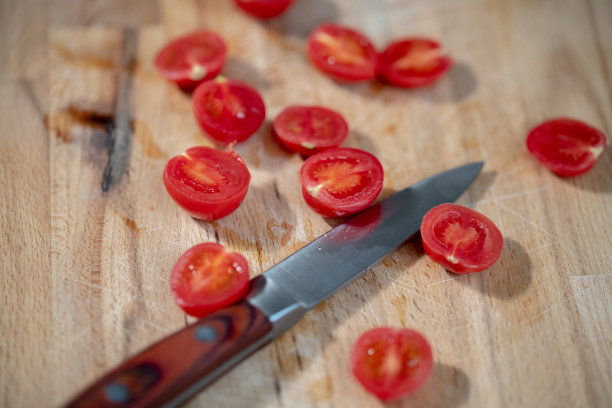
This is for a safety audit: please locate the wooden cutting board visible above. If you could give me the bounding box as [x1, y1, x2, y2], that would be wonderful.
[2, 0, 611, 407]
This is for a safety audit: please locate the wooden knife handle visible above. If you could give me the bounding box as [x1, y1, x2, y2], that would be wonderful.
[65, 300, 272, 408]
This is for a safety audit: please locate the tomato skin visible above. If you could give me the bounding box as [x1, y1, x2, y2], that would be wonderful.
[350, 327, 434, 401]
[163, 146, 251, 221]
[234, 0, 294, 19]
[526, 118, 607, 177]
[377, 38, 452, 88]
[193, 77, 266, 145]
[300, 148, 384, 217]
[154, 30, 227, 91]
[420, 204, 503, 274]
[307, 23, 378, 82]
[273, 106, 348, 156]
[170, 243, 250, 317]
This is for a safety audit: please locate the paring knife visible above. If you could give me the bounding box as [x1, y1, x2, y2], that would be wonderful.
[66, 162, 483, 408]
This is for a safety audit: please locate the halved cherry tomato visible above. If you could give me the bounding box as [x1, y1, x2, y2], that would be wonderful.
[234, 0, 294, 19]
[377, 38, 452, 88]
[526, 118, 607, 176]
[273, 106, 348, 156]
[307, 23, 378, 82]
[193, 77, 266, 145]
[170, 242, 249, 317]
[420, 204, 503, 274]
[163, 146, 250, 221]
[350, 327, 434, 401]
[154, 30, 227, 91]
[300, 147, 384, 217]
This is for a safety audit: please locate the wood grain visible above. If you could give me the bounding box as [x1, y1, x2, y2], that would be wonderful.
[1, 0, 611, 407]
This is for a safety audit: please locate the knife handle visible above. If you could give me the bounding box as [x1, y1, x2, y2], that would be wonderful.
[64, 300, 272, 408]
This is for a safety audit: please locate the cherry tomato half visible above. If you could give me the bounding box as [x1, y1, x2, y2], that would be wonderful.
[420, 204, 503, 274]
[307, 23, 378, 82]
[234, 0, 294, 19]
[377, 38, 452, 88]
[193, 77, 266, 145]
[170, 242, 250, 317]
[273, 106, 348, 156]
[163, 146, 251, 221]
[300, 147, 384, 217]
[154, 30, 227, 91]
[350, 327, 434, 401]
[526, 118, 607, 177]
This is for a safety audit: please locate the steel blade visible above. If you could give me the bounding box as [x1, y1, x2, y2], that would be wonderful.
[259, 162, 483, 310]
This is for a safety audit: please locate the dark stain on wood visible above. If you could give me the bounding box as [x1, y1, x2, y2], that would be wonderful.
[123, 216, 141, 233]
[43, 106, 114, 144]
[101, 28, 138, 192]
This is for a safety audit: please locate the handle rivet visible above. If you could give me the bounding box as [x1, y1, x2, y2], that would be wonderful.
[195, 325, 217, 342]
[104, 382, 130, 403]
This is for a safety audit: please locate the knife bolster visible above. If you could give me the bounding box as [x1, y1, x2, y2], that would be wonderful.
[248, 275, 307, 337]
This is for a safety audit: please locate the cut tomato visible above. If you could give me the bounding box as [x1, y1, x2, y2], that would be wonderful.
[273, 106, 348, 156]
[170, 242, 250, 317]
[307, 23, 378, 82]
[420, 204, 503, 274]
[378, 38, 452, 88]
[300, 148, 383, 217]
[163, 146, 250, 221]
[193, 77, 266, 145]
[234, 0, 294, 19]
[154, 30, 227, 91]
[350, 327, 434, 401]
[526, 118, 606, 176]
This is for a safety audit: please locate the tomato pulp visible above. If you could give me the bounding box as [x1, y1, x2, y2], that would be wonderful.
[154, 30, 227, 91]
[273, 105, 348, 156]
[300, 147, 384, 217]
[307, 23, 378, 82]
[350, 327, 434, 401]
[377, 38, 452, 88]
[526, 118, 607, 176]
[193, 77, 266, 145]
[420, 204, 503, 274]
[163, 146, 251, 221]
[170, 242, 250, 317]
[234, 0, 294, 19]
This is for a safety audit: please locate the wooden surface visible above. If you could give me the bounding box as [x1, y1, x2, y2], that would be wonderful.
[1, 0, 611, 407]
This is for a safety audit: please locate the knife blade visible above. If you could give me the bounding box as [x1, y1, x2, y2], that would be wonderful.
[65, 161, 483, 408]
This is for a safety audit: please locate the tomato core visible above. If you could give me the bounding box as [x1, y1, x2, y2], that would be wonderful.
[193, 77, 266, 145]
[273, 106, 348, 155]
[378, 38, 452, 88]
[526, 118, 607, 176]
[170, 243, 250, 317]
[154, 30, 227, 90]
[307, 24, 378, 82]
[421, 204, 503, 274]
[163, 146, 250, 221]
[300, 148, 383, 217]
[351, 328, 433, 401]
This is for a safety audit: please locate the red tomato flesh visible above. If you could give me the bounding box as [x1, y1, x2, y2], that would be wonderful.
[351, 327, 434, 401]
[300, 148, 383, 217]
[193, 77, 266, 145]
[163, 146, 250, 221]
[307, 24, 378, 82]
[154, 30, 227, 91]
[170, 242, 249, 317]
[526, 118, 606, 176]
[378, 38, 452, 88]
[421, 204, 503, 274]
[273, 106, 348, 156]
[234, 0, 294, 19]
